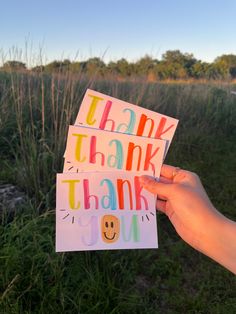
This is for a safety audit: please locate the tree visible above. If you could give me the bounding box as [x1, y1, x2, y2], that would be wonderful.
[69, 61, 84, 73]
[108, 58, 133, 77]
[191, 62, 210, 79]
[162, 50, 197, 77]
[214, 54, 236, 78]
[205, 62, 228, 80]
[85, 57, 106, 76]
[134, 55, 157, 76]
[44, 59, 71, 73]
[1, 60, 26, 71]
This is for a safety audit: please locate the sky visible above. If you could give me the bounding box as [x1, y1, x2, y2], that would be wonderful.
[1, 0, 236, 65]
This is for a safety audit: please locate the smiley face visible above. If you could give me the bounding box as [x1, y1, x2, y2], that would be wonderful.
[101, 215, 120, 243]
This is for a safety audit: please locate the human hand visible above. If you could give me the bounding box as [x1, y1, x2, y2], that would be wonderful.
[139, 165, 223, 256]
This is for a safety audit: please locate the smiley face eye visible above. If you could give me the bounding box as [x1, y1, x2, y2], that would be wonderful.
[111, 222, 114, 228]
[105, 222, 108, 228]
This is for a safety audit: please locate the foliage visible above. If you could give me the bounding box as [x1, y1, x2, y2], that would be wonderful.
[1, 61, 26, 71]
[0, 71, 236, 313]
[2, 50, 236, 81]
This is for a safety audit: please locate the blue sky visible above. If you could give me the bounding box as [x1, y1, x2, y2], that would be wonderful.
[1, 0, 236, 65]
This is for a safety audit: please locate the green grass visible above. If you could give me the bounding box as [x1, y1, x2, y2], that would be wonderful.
[0, 71, 236, 313]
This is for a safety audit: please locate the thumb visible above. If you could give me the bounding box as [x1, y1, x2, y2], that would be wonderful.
[139, 175, 172, 199]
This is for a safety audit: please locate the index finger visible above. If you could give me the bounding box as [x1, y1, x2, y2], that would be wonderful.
[160, 164, 180, 179]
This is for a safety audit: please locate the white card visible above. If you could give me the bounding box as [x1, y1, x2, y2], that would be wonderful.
[56, 171, 158, 252]
[63, 125, 166, 177]
[75, 89, 178, 153]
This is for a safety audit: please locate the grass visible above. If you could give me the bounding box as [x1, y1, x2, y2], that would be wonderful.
[0, 70, 236, 313]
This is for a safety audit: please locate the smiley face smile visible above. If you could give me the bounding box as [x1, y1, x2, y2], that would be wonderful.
[103, 232, 116, 240]
[101, 215, 120, 243]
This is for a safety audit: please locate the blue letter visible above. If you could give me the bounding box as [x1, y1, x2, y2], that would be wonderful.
[100, 179, 117, 210]
[116, 108, 136, 134]
[107, 139, 124, 169]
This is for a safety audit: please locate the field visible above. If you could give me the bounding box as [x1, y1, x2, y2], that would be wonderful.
[0, 71, 236, 313]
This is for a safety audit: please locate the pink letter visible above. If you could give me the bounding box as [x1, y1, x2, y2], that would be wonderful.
[83, 179, 99, 209]
[155, 117, 174, 139]
[134, 176, 149, 210]
[89, 136, 105, 166]
[99, 100, 115, 131]
[144, 144, 160, 172]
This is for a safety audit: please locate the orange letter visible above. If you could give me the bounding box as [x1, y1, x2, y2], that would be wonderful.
[126, 142, 142, 171]
[136, 114, 155, 137]
[117, 179, 133, 210]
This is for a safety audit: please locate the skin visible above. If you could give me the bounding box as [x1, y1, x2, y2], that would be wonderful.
[139, 164, 236, 274]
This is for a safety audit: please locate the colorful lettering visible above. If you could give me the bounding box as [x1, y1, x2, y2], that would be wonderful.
[83, 179, 99, 209]
[99, 100, 115, 131]
[117, 179, 133, 210]
[155, 117, 174, 139]
[126, 142, 142, 171]
[144, 144, 160, 172]
[86, 94, 104, 125]
[107, 139, 124, 169]
[78, 216, 98, 246]
[100, 179, 117, 210]
[116, 108, 136, 134]
[73, 133, 87, 162]
[121, 215, 140, 242]
[62, 179, 81, 209]
[136, 114, 155, 137]
[134, 176, 149, 210]
[89, 136, 105, 165]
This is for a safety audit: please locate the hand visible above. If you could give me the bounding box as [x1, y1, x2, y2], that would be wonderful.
[139, 164, 236, 274]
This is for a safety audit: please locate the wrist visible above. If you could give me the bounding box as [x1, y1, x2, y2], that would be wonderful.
[203, 210, 236, 274]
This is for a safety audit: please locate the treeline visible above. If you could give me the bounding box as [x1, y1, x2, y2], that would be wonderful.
[1, 50, 236, 80]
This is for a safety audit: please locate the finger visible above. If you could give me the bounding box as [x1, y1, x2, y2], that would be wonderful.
[139, 175, 172, 198]
[161, 164, 181, 179]
[156, 199, 166, 213]
[159, 176, 172, 184]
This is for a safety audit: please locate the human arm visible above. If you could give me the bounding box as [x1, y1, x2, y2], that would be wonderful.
[139, 164, 236, 274]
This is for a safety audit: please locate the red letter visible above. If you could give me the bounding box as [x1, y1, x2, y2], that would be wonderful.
[134, 176, 149, 210]
[136, 114, 154, 137]
[126, 143, 142, 171]
[99, 100, 115, 131]
[89, 136, 105, 165]
[117, 179, 133, 210]
[83, 179, 98, 209]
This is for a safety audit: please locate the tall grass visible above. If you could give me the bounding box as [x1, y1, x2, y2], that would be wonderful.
[0, 68, 236, 313]
[1, 71, 235, 205]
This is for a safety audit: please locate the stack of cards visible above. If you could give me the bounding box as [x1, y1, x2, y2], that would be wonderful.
[56, 89, 178, 252]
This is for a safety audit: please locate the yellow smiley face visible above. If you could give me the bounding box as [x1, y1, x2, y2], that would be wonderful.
[101, 215, 120, 243]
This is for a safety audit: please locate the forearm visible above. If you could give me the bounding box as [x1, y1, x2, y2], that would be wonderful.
[203, 213, 236, 274]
